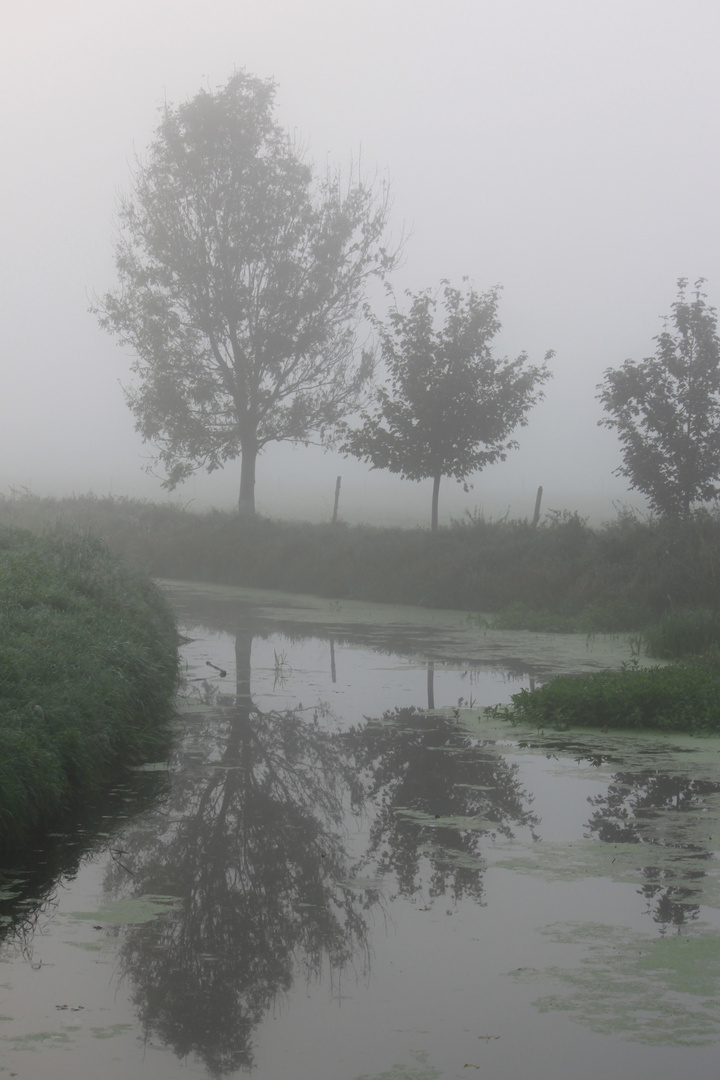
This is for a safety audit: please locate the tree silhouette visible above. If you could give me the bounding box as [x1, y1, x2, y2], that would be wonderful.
[598, 278, 720, 517]
[343, 281, 552, 530]
[97, 71, 396, 514]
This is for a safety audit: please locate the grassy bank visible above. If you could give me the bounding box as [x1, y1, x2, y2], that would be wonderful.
[0, 526, 179, 853]
[3, 493, 720, 630]
[491, 604, 720, 734]
[491, 655, 720, 734]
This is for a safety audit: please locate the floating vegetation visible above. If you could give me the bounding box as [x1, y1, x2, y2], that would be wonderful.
[511, 922, 720, 1045]
[70, 894, 179, 926]
[352, 1051, 443, 1080]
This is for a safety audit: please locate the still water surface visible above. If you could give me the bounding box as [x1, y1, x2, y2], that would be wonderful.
[2, 583, 720, 1079]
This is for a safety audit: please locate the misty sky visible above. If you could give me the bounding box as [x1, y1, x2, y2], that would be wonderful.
[3, 0, 720, 525]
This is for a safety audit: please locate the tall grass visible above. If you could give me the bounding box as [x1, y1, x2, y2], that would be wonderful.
[643, 610, 720, 659]
[3, 493, 720, 629]
[0, 526, 179, 853]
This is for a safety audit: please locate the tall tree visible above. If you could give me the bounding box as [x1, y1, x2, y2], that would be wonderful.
[598, 279, 720, 518]
[342, 281, 552, 530]
[96, 72, 395, 514]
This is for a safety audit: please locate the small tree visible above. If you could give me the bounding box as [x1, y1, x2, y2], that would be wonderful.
[598, 279, 720, 518]
[96, 72, 396, 515]
[342, 281, 552, 530]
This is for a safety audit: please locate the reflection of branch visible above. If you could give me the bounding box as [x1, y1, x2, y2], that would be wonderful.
[259, 742, 342, 818]
[110, 848, 135, 876]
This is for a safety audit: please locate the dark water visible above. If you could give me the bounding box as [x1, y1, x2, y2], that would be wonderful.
[1, 583, 720, 1079]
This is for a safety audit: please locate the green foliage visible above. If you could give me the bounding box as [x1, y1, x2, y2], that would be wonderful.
[598, 279, 720, 517]
[494, 657, 720, 733]
[95, 71, 395, 514]
[343, 281, 552, 530]
[0, 527, 179, 853]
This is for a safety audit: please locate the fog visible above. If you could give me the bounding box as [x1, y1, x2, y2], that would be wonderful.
[3, 0, 720, 525]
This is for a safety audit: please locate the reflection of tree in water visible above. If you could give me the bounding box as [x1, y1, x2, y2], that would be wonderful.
[106, 631, 372, 1077]
[586, 771, 720, 926]
[346, 707, 538, 904]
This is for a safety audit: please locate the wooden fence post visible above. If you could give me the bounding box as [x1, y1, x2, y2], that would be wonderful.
[531, 485, 543, 528]
[332, 476, 342, 524]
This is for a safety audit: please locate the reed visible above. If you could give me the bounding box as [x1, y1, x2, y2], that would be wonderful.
[643, 610, 720, 659]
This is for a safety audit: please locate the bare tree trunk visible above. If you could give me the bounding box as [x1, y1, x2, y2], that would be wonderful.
[238, 442, 257, 516]
[431, 473, 442, 532]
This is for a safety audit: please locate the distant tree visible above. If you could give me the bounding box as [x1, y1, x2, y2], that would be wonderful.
[95, 71, 396, 515]
[598, 279, 720, 518]
[342, 281, 552, 530]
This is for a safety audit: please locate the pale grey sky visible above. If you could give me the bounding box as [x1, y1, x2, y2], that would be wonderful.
[3, 0, 720, 524]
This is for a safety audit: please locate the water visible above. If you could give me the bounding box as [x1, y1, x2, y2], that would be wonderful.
[1, 582, 720, 1079]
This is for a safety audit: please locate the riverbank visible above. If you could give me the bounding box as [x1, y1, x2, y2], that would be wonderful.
[2, 492, 720, 631]
[0, 526, 178, 854]
[491, 653, 720, 733]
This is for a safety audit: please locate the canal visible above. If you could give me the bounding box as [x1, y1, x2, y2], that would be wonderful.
[1, 582, 719, 1079]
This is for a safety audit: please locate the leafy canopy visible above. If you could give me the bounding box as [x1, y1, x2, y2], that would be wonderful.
[343, 281, 552, 527]
[96, 71, 395, 511]
[598, 278, 720, 518]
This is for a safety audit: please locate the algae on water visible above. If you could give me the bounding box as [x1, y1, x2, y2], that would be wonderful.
[511, 921, 720, 1045]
